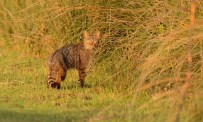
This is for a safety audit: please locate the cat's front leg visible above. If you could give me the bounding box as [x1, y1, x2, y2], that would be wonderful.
[78, 69, 87, 88]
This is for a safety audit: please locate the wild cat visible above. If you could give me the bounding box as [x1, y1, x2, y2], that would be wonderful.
[47, 31, 100, 89]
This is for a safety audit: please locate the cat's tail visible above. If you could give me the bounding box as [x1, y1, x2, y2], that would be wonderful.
[47, 73, 61, 89]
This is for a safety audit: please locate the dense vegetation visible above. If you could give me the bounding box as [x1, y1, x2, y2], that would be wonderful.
[0, 0, 202, 122]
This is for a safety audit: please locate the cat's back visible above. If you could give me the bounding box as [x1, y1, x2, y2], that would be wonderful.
[62, 42, 84, 68]
[48, 47, 64, 65]
[64, 42, 83, 52]
[48, 42, 85, 69]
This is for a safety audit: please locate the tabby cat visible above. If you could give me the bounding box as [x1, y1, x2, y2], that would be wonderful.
[47, 31, 100, 89]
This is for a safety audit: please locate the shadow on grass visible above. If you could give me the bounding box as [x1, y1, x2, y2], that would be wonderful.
[0, 108, 94, 122]
[0, 109, 64, 122]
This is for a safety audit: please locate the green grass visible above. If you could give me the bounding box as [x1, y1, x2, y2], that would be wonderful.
[0, 48, 202, 121]
[0, 49, 137, 122]
[0, 0, 203, 122]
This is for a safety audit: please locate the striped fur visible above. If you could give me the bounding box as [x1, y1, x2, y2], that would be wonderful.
[47, 31, 100, 89]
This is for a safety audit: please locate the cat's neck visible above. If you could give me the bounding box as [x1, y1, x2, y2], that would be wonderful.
[85, 48, 94, 56]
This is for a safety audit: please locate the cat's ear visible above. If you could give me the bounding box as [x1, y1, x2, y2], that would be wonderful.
[94, 31, 100, 39]
[83, 31, 89, 39]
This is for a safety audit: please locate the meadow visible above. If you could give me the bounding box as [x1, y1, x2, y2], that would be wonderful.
[0, 0, 203, 122]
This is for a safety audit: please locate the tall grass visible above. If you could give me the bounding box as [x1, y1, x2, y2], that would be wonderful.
[0, 0, 203, 121]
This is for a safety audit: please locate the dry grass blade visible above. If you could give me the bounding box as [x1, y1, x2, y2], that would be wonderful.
[175, 1, 196, 122]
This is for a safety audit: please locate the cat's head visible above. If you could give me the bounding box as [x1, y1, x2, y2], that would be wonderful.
[83, 31, 100, 50]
